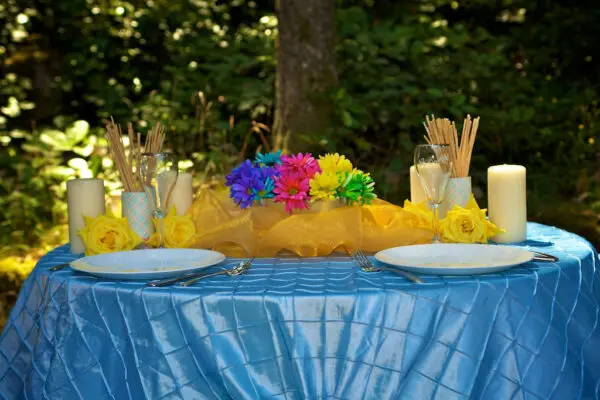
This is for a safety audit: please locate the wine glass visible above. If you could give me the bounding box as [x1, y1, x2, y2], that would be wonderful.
[414, 144, 452, 243]
[140, 152, 178, 248]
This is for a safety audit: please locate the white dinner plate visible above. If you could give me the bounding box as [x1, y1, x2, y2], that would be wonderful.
[70, 249, 226, 280]
[374, 244, 534, 275]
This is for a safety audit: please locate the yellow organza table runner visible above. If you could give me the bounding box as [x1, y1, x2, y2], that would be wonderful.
[188, 189, 432, 257]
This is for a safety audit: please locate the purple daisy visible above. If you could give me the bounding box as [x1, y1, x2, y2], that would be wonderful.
[225, 160, 254, 187]
[225, 160, 256, 208]
[226, 160, 279, 208]
[230, 175, 258, 208]
[226, 160, 283, 208]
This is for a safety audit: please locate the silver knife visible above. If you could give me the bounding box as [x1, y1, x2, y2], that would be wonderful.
[532, 251, 559, 262]
[50, 263, 70, 271]
[146, 263, 234, 287]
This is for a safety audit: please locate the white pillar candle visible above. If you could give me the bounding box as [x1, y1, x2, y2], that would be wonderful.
[159, 172, 193, 215]
[67, 178, 106, 254]
[410, 165, 428, 205]
[488, 165, 527, 243]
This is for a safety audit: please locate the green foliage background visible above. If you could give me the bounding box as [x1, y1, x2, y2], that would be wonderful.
[1, 0, 600, 261]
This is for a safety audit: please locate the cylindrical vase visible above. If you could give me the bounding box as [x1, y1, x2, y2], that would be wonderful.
[122, 191, 154, 240]
[440, 177, 472, 218]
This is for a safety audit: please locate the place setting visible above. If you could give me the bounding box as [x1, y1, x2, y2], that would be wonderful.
[374, 117, 559, 277]
[55, 119, 242, 285]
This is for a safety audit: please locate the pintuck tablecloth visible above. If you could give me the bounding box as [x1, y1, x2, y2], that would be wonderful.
[1, 222, 599, 400]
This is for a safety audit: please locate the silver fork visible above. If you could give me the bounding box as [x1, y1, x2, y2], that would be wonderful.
[179, 257, 254, 287]
[350, 249, 423, 284]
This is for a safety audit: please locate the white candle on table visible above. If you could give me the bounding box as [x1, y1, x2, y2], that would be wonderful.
[488, 165, 527, 243]
[410, 165, 428, 205]
[159, 172, 193, 215]
[67, 178, 105, 254]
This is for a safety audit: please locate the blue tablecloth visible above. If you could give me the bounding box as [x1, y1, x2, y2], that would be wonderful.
[1, 223, 600, 400]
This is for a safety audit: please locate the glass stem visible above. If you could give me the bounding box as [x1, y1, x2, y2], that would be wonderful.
[156, 212, 166, 248]
[431, 203, 441, 243]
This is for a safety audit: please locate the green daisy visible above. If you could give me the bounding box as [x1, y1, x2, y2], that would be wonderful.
[337, 170, 377, 205]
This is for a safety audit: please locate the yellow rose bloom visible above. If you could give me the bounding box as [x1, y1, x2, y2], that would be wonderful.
[318, 153, 353, 174]
[401, 200, 433, 229]
[309, 171, 341, 201]
[463, 196, 505, 239]
[78, 211, 142, 255]
[441, 195, 504, 243]
[147, 207, 197, 248]
[485, 218, 504, 238]
[441, 206, 488, 243]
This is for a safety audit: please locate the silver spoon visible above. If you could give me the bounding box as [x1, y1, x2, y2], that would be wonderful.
[146, 258, 253, 287]
[179, 258, 253, 287]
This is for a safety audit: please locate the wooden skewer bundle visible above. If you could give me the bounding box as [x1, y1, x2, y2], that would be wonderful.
[105, 118, 165, 192]
[423, 114, 480, 178]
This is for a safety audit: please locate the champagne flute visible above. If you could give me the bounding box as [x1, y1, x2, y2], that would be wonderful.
[414, 144, 452, 243]
[140, 152, 178, 248]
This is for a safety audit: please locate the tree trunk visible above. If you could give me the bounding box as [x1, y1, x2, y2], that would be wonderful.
[273, 0, 338, 152]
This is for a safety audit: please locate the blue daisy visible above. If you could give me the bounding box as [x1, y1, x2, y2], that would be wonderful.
[255, 150, 282, 167]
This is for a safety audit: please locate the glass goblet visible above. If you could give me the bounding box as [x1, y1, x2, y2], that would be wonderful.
[140, 152, 178, 248]
[414, 144, 452, 243]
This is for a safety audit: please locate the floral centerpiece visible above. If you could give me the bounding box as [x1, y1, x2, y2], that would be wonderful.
[225, 151, 377, 213]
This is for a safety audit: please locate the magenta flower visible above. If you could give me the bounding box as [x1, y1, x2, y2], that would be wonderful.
[273, 173, 310, 213]
[277, 153, 321, 179]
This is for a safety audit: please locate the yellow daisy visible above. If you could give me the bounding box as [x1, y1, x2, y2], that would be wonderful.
[309, 172, 342, 202]
[318, 153, 353, 174]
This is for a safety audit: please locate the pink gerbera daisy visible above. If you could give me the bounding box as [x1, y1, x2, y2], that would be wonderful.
[277, 153, 321, 179]
[273, 173, 310, 213]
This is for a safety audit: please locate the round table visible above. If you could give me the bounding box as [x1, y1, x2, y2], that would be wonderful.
[1, 223, 599, 400]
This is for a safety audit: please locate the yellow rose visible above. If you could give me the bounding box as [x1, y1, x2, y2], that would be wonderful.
[401, 200, 433, 229]
[441, 206, 488, 243]
[441, 195, 504, 243]
[78, 211, 142, 255]
[147, 207, 197, 248]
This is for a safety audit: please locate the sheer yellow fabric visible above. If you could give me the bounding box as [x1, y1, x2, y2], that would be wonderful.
[188, 190, 432, 257]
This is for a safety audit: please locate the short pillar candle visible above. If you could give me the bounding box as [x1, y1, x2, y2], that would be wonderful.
[67, 178, 106, 254]
[160, 172, 193, 215]
[410, 165, 428, 205]
[488, 165, 527, 243]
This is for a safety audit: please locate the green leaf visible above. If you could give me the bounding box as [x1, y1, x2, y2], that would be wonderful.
[43, 166, 75, 178]
[426, 88, 444, 98]
[73, 143, 94, 157]
[342, 110, 353, 127]
[65, 120, 90, 143]
[67, 158, 88, 171]
[40, 130, 70, 151]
